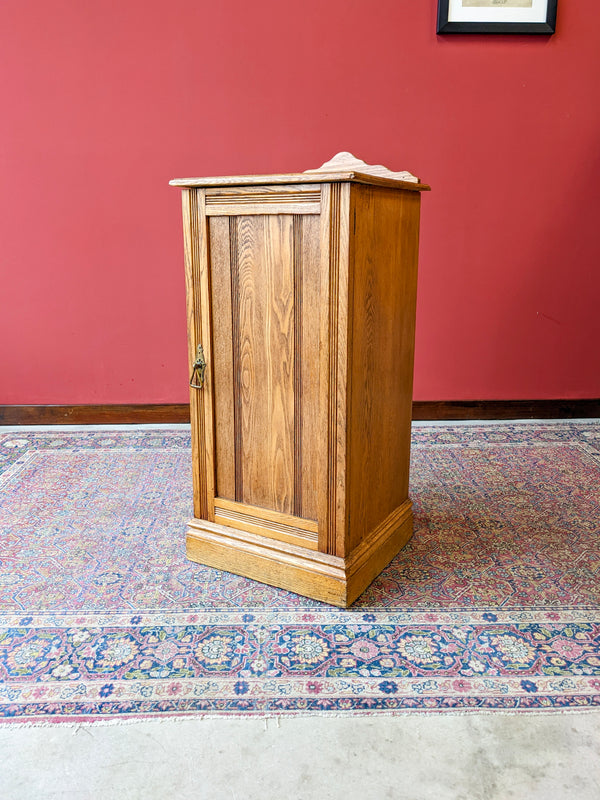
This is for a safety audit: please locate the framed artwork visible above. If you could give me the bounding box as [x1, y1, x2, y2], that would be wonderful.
[437, 0, 557, 34]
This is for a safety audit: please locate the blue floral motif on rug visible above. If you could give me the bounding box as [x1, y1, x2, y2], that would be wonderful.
[0, 423, 599, 721]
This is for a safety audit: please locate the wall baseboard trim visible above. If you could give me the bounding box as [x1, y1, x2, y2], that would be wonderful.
[412, 399, 600, 421]
[0, 400, 599, 426]
[0, 404, 191, 425]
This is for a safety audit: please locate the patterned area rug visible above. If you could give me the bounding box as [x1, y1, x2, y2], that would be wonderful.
[0, 422, 599, 722]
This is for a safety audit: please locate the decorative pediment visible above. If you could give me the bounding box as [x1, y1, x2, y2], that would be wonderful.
[304, 151, 419, 183]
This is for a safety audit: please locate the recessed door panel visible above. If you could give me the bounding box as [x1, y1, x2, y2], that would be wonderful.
[209, 213, 321, 522]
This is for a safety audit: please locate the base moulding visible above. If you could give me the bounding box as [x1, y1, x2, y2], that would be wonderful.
[186, 501, 414, 607]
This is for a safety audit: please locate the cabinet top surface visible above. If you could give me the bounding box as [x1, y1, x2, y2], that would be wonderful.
[169, 152, 430, 192]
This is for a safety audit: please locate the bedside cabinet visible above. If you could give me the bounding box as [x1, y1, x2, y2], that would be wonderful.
[171, 152, 429, 606]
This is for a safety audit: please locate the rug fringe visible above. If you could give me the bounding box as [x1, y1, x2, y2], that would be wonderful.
[2, 706, 600, 729]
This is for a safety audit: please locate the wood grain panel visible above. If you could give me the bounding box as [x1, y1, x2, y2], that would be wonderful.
[346, 184, 421, 553]
[213, 498, 318, 550]
[214, 498, 318, 532]
[293, 215, 303, 518]
[206, 202, 320, 216]
[316, 185, 332, 554]
[333, 185, 352, 558]
[317, 183, 351, 557]
[195, 189, 217, 521]
[208, 216, 235, 500]
[210, 210, 322, 522]
[205, 184, 321, 202]
[327, 184, 341, 556]
[182, 188, 215, 521]
[205, 185, 320, 216]
[237, 215, 295, 514]
[229, 217, 243, 500]
[298, 214, 322, 522]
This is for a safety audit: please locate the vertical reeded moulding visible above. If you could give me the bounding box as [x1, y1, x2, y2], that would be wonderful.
[171, 153, 430, 607]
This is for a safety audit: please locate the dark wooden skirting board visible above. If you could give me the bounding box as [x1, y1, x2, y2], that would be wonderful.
[0, 404, 191, 425]
[412, 400, 600, 421]
[0, 400, 599, 426]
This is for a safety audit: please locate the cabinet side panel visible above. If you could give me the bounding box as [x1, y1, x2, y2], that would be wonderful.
[346, 185, 421, 554]
[298, 214, 322, 522]
[238, 215, 295, 514]
[208, 216, 236, 500]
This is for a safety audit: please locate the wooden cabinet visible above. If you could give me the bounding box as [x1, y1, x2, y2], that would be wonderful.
[171, 153, 429, 607]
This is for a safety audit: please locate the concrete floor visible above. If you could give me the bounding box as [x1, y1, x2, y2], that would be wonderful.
[1, 712, 599, 799]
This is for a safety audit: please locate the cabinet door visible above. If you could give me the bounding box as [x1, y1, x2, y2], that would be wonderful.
[185, 185, 328, 551]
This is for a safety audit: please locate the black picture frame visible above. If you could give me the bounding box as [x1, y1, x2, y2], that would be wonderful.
[437, 0, 557, 34]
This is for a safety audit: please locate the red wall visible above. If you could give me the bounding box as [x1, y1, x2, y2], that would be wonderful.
[1, 0, 599, 404]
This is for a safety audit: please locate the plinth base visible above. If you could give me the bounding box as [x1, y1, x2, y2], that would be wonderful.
[186, 501, 413, 607]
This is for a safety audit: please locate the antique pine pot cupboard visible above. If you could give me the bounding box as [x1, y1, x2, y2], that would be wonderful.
[171, 153, 429, 607]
